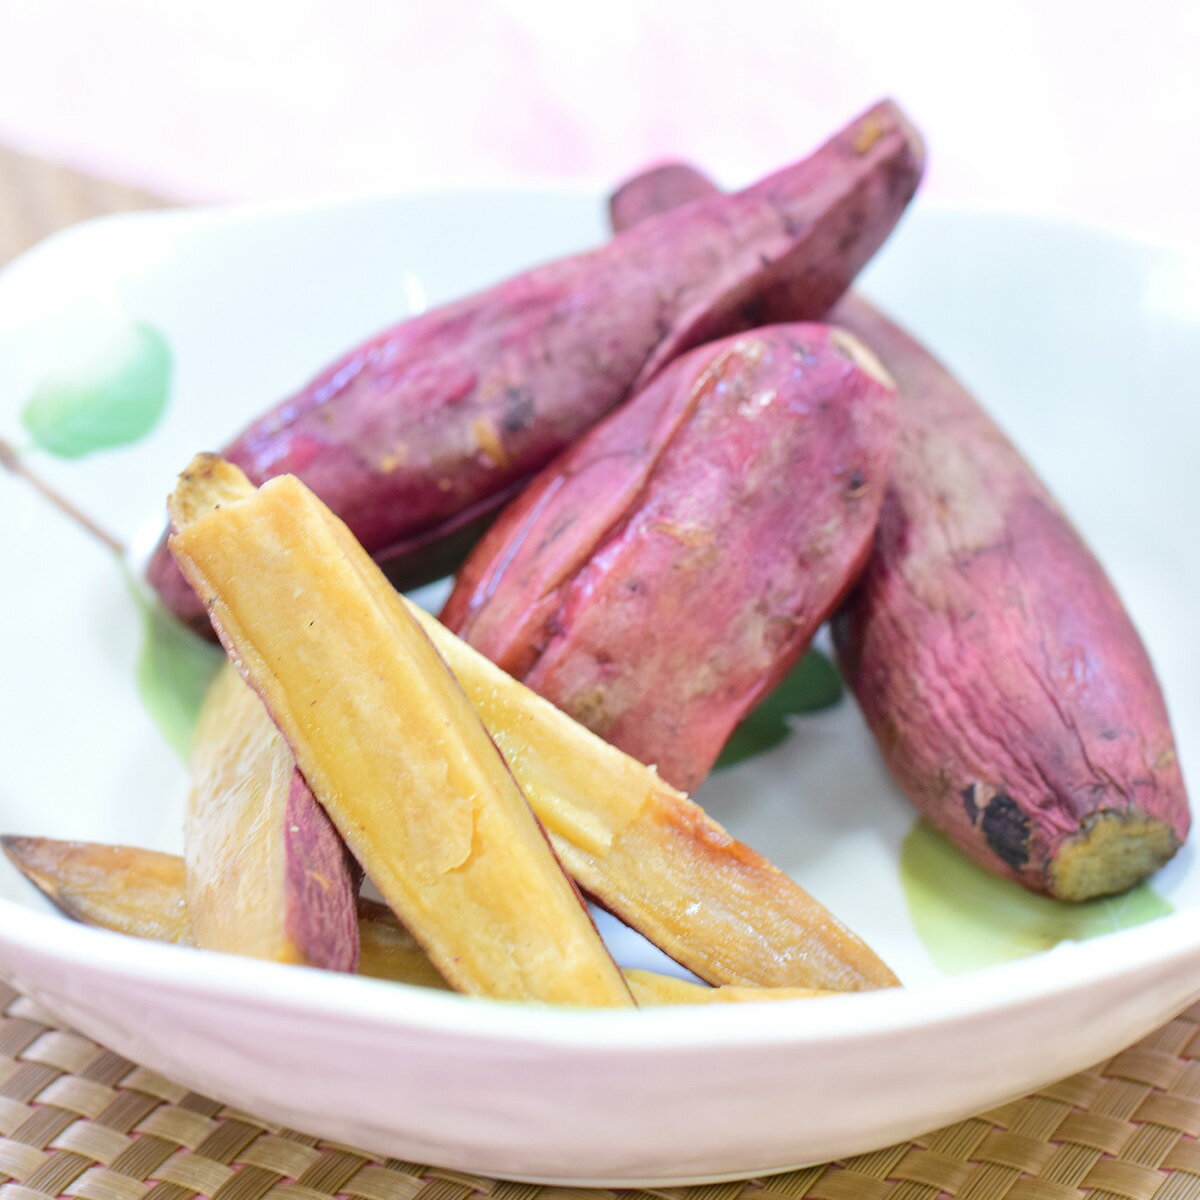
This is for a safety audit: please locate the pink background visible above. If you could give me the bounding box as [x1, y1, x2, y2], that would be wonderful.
[0, 0, 1197, 246]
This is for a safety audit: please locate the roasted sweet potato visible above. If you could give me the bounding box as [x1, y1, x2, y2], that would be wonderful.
[608, 162, 719, 235]
[168, 455, 633, 1007]
[1, 837, 192, 944]
[622, 970, 832, 1006]
[188, 663, 358, 970]
[406, 600, 896, 991]
[828, 295, 1189, 899]
[441, 324, 898, 793]
[147, 100, 924, 627]
[609, 162, 1190, 898]
[169, 455, 896, 991]
[5, 837, 844, 1004]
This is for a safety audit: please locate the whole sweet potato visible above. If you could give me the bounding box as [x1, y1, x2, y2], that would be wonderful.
[441, 323, 898, 793]
[828, 295, 1189, 899]
[609, 162, 1190, 898]
[608, 162, 721, 237]
[147, 100, 924, 627]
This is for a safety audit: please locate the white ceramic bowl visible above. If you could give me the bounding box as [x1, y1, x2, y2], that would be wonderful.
[0, 191, 1197, 1185]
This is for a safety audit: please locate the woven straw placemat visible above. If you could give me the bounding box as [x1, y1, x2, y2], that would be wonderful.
[0, 142, 170, 263]
[3, 140, 1200, 1200]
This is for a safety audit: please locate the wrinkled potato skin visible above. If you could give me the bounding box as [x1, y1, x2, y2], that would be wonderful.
[610, 163, 1189, 899]
[829, 295, 1189, 899]
[148, 100, 924, 627]
[442, 324, 898, 793]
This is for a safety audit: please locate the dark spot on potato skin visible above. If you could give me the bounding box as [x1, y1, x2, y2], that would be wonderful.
[981, 793, 1030, 869]
[500, 387, 536, 434]
[961, 782, 980, 824]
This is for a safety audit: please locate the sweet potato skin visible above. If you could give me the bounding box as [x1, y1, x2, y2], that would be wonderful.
[441, 323, 898, 794]
[828, 295, 1189, 899]
[609, 160, 1190, 897]
[147, 100, 924, 626]
[187, 664, 359, 970]
[608, 162, 722, 236]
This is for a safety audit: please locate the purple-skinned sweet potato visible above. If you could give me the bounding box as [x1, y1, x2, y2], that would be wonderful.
[187, 663, 359, 970]
[828, 295, 1189, 899]
[441, 323, 898, 794]
[609, 162, 1190, 898]
[608, 162, 721, 238]
[147, 100, 924, 628]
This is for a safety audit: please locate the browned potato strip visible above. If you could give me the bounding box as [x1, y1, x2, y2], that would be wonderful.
[623, 969, 834, 1006]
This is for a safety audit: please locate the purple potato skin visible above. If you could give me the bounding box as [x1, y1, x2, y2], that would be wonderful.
[828, 295, 1188, 899]
[147, 100, 924, 627]
[611, 163, 1189, 898]
[608, 162, 724, 237]
[186, 659, 360, 971]
[441, 324, 898, 794]
[283, 770, 361, 970]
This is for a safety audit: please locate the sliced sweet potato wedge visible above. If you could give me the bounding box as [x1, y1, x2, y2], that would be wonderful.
[623, 970, 833, 1006]
[168, 455, 632, 1007]
[188, 663, 358, 969]
[3, 838, 835, 1004]
[1, 837, 192, 944]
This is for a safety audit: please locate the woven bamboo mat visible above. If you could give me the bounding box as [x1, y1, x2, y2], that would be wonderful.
[0, 141, 171, 263]
[3, 140, 1200, 1200]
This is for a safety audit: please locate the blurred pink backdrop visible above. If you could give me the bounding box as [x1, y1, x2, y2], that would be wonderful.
[0, 0, 1197, 245]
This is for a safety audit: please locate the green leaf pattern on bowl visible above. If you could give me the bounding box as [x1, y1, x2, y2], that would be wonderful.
[125, 568, 223, 760]
[714, 648, 844, 770]
[21, 321, 171, 458]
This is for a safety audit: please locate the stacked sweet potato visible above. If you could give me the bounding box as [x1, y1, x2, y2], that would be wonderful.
[7, 100, 1190, 1007]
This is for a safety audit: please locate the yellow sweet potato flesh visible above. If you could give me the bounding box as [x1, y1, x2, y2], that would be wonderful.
[622, 969, 833, 1005]
[167, 453, 892, 992]
[405, 604, 897, 991]
[168, 456, 631, 1007]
